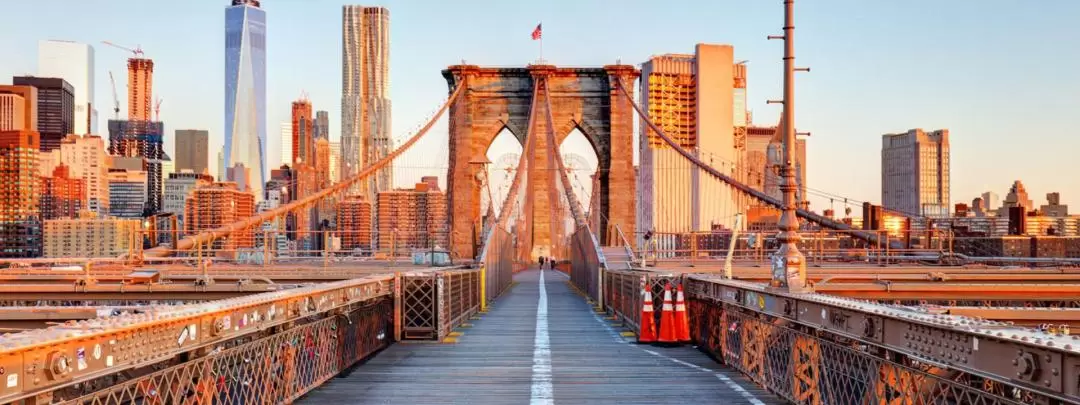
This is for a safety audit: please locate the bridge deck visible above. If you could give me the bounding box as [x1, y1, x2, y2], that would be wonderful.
[299, 269, 781, 404]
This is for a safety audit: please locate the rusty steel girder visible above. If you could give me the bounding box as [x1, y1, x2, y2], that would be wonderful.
[685, 274, 1080, 404]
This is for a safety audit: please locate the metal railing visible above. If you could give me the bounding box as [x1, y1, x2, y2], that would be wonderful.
[601, 269, 681, 337]
[476, 226, 515, 308]
[400, 268, 482, 341]
[569, 225, 604, 303]
[685, 275, 1080, 405]
[62, 299, 392, 405]
[691, 304, 1029, 405]
[630, 229, 955, 267]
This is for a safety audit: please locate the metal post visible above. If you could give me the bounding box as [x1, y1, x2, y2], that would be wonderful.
[724, 213, 743, 279]
[480, 264, 487, 312]
[393, 271, 402, 341]
[324, 230, 330, 268]
[768, 0, 812, 293]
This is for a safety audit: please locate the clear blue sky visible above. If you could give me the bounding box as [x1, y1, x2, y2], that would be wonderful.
[1, 0, 1077, 212]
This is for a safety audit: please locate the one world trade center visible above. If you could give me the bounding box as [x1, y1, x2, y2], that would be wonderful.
[224, 0, 266, 198]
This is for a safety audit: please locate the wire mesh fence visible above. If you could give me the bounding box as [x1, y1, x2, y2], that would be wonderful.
[569, 225, 603, 302]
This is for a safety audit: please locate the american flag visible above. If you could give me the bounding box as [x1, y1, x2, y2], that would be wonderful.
[531, 23, 542, 40]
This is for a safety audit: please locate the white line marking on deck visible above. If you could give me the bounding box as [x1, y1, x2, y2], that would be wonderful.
[587, 299, 765, 404]
[530, 268, 553, 405]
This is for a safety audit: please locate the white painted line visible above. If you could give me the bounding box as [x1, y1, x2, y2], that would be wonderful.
[530, 268, 554, 405]
[586, 296, 765, 404]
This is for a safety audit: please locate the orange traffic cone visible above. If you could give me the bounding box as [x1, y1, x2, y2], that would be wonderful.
[638, 287, 657, 343]
[657, 283, 677, 343]
[674, 283, 691, 342]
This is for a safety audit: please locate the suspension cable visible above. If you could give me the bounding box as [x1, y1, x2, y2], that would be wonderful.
[612, 77, 895, 248]
[146, 82, 467, 257]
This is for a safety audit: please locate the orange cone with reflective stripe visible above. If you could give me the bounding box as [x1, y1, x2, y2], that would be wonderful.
[674, 283, 691, 342]
[638, 287, 657, 343]
[658, 283, 677, 343]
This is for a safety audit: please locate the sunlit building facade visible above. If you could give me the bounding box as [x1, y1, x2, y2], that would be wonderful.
[638, 44, 740, 235]
[0, 130, 42, 257]
[185, 181, 256, 249]
[40, 164, 86, 220]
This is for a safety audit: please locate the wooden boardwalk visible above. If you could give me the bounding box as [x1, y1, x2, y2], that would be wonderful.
[298, 269, 783, 404]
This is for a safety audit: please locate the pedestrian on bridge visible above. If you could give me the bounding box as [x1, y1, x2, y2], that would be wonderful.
[539, 256, 546, 269]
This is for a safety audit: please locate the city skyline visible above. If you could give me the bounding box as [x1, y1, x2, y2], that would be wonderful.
[0, 1, 1076, 210]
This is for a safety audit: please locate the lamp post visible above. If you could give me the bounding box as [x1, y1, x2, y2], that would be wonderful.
[469, 156, 493, 260]
[767, 0, 813, 293]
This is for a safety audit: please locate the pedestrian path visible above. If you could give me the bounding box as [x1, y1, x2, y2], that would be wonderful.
[298, 269, 783, 404]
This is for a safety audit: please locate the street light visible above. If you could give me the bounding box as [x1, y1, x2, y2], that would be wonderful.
[469, 156, 493, 260]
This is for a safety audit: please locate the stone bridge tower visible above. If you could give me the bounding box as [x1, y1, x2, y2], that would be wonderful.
[442, 64, 638, 260]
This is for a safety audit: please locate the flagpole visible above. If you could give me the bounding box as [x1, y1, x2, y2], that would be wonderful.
[539, 22, 544, 63]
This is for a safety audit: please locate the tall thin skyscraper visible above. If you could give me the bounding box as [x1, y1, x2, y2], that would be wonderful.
[291, 99, 313, 165]
[279, 121, 291, 168]
[225, 0, 267, 200]
[38, 40, 96, 135]
[329, 140, 341, 184]
[314, 110, 329, 139]
[342, 5, 391, 200]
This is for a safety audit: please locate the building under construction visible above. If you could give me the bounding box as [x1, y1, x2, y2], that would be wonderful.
[184, 181, 255, 250]
[108, 120, 168, 215]
[337, 196, 372, 251]
[376, 182, 448, 252]
[127, 58, 153, 122]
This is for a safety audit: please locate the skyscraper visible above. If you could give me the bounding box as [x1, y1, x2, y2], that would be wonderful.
[12, 76, 74, 152]
[638, 44, 739, 233]
[38, 40, 96, 135]
[225, 0, 267, 200]
[314, 110, 329, 139]
[291, 98, 313, 165]
[342, 5, 391, 201]
[279, 121, 291, 168]
[329, 140, 341, 183]
[881, 129, 950, 217]
[175, 129, 209, 173]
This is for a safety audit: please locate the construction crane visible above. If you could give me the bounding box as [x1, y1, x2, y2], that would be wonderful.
[108, 71, 120, 120]
[101, 41, 144, 57]
[154, 98, 162, 122]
